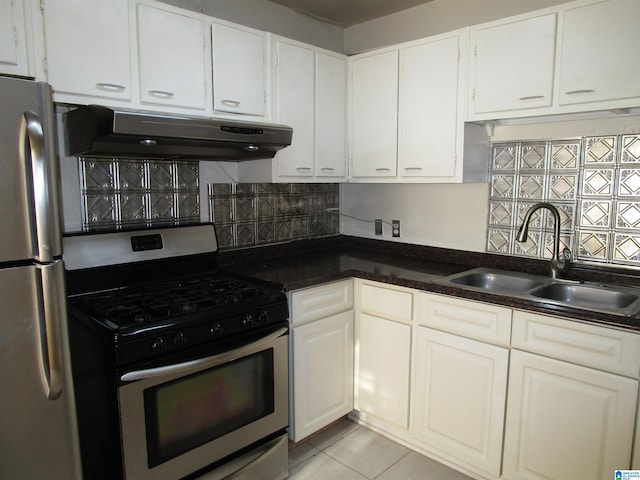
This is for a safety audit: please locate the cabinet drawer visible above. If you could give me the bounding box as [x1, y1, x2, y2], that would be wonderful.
[419, 293, 512, 345]
[290, 279, 353, 326]
[359, 281, 413, 323]
[512, 310, 640, 377]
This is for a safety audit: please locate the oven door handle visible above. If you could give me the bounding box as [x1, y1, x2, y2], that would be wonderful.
[120, 327, 288, 382]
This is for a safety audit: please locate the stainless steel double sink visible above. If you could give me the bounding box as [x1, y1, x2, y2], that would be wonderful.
[441, 267, 640, 317]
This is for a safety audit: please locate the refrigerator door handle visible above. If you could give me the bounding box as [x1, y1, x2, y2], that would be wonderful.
[37, 261, 66, 400]
[20, 110, 62, 263]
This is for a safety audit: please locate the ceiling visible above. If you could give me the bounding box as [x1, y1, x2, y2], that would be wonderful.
[266, 0, 437, 27]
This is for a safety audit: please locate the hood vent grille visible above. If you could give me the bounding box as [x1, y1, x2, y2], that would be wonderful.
[64, 105, 293, 161]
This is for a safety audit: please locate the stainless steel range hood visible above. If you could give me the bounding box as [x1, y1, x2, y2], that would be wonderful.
[64, 105, 292, 161]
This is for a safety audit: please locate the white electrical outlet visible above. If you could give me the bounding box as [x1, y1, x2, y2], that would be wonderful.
[392, 220, 400, 237]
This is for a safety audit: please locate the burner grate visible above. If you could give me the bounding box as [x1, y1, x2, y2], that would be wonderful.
[71, 274, 278, 328]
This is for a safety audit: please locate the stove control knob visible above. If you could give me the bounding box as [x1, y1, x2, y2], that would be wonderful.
[242, 313, 254, 327]
[172, 331, 185, 346]
[257, 310, 269, 324]
[209, 322, 222, 336]
[151, 337, 165, 352]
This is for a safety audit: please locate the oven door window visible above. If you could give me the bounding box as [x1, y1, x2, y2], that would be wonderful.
[144, 349, 274, 467]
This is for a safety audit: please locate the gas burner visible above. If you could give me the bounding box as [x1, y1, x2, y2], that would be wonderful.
[69, 272, 285, 329]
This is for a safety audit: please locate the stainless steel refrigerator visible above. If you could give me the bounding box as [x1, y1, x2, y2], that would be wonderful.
[0, 76, 82, 479]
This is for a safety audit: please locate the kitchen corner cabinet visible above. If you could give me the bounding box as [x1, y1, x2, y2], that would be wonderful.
[503, 310, 640, 479]
[211, 21, 266, 118]
[40, 0, 132, 102]
[272, 37, 348, 182]
[468, 12, 557, 119]
[0, 0, 32, 77]
[412, 294, 510, 477]
[135, 2, 208, 111]
[557, 0, 640, 107]
[350, 30, 486, 183]
[356, 281, 412, 429]
[289, 280, 354, 442]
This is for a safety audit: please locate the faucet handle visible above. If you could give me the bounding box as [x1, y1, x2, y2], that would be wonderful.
[559, 247, 572, 273]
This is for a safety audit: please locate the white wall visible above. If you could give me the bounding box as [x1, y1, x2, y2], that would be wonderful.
[344, 0, 571, 54]
[340, 183, 490, 252]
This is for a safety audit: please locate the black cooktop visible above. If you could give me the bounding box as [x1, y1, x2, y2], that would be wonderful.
[69, 271, 287, 330]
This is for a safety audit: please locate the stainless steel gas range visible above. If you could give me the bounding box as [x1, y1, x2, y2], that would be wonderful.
[63, 224, 289, 480]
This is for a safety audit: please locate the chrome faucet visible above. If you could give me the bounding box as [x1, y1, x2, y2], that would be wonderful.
[517, 202, 571, 279]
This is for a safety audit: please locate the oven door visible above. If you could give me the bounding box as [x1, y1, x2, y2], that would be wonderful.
[118, 326, 288, 480]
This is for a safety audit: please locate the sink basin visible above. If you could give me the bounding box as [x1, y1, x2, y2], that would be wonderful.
[448, 269, 546, 293]
[443, 267, 640, 317]
[530, 283, 640, 310]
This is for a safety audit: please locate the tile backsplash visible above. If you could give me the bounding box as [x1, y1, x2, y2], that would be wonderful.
[208, 183, 340, 249]
[79, 158, 341, 250]
[487, 134, 640, 268]
[80, 157, 200, 231]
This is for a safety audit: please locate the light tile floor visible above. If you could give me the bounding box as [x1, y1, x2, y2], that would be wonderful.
[288, 418, 474, 480]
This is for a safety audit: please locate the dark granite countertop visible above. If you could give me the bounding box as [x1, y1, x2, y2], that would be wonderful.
[216, 235, 640, 333]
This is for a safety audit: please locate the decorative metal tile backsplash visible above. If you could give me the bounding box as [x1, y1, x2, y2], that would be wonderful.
[487, 134, 640, 268]
[80, 157, 200, 231]
[208, 183, 339, 249]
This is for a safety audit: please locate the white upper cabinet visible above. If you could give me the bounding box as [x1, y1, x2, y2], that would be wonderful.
[316, 52, 348, 178]
[271, 37, 348, 182]
[469, 0, 640, 120]
[399, 33, 462, 180]
[350, 50, 399, 178]
[211, 22, 266, 117]
[558, 0, 640, 107]
[469, 12, 557, 118]
[0, 0, 32, 77]
[350, 30, 487, 183]
[272, 40, 315, 178]
[41, 0, 132, 102]
[135, 2, 208, 111]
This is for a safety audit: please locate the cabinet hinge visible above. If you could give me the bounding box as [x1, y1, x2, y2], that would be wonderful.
[474, 45, 477, 57]
[43, 58, 48, 74]
[472, 88, 475, 100]
[39, 0, 45, 13]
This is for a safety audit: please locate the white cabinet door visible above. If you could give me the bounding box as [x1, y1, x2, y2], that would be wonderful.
[136, 2, 207, 110]
[412, 327, 508, 477]
[399, 34, 461, 179]
[558, 0, 640, 106]
[350, 50, 398, 178]
[291, 310, 354, 441]
[42, 0, 131, 100]
[316, 52, 347, 178]
[503, 350, 638, 479]
[357, 313, 411, 428]
[272, 39, 348, 181]
[0, 0, 30, 77]
[272, 41, 315, 177]
[471, 13, 557, 116]
[211, 22, 266, 117]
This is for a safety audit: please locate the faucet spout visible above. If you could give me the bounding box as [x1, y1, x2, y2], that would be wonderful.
[517, 202, 571, 279]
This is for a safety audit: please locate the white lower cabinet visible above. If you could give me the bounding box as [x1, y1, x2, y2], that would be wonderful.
[503, 350, 637, 479]
[503, 310, 640, 479]
[412, 327, 508, 477]
[356, 281, 413, 429]
[412, 293, 511, 477]
[289, 280, 354, 442]
[296, 279, 640, 479]
[357, 313, 412, 428]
